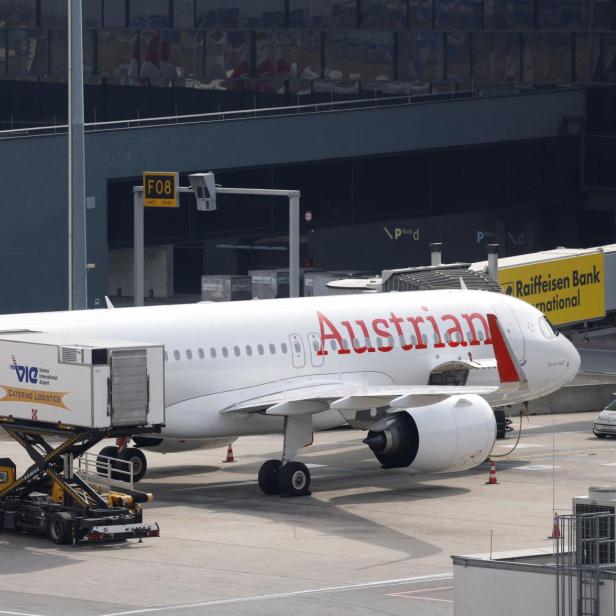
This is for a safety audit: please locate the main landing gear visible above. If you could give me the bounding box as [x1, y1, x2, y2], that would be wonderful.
[258, 459, 311, 497]
[258, 414, 313, 497]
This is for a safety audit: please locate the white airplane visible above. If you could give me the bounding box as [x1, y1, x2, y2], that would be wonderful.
[0, 289, 579, 496]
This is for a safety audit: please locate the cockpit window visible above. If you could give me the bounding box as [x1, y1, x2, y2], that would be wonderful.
[606, 399, 616, 411]
[539, 317, 559, 339]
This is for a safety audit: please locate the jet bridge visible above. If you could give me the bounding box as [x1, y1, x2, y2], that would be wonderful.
[0, 331, 165, 544]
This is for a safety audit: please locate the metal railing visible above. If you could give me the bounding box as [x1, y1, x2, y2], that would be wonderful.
[0, 85, 577, 141]
[555, 511, 616, 616]
[76, 451, 134, 491]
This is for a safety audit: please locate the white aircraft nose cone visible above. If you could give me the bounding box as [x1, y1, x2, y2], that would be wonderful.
[563, 336, 581, 383]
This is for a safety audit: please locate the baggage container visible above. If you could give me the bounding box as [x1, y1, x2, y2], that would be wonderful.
[0, 332, 165, 430]
[249, 269, 290, 299]
[201, 275, 252, 302]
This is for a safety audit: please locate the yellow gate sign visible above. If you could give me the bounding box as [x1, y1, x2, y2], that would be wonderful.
[499, 252, 605, 325]
[143, 172, 178, 207]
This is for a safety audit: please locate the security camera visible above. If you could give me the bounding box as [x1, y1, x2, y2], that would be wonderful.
[189, 172, 217, 212]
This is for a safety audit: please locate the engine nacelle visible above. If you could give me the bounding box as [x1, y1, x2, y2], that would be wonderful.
[364, 395, 496, 473]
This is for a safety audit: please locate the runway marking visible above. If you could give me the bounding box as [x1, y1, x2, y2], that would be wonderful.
[387, 585, 454, 603]
[0, 611, 45, 616]
[496, 443, 540, 449]
[601, 463, 616, 467]
[305, 463, 327, 469]
[98, 573, 454, 616]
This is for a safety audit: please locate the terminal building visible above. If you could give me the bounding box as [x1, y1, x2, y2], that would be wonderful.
[1, 1, 616, 312]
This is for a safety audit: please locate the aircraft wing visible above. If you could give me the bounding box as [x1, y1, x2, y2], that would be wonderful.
[221, 313, 526, 417]
[221, 383, 501, 415]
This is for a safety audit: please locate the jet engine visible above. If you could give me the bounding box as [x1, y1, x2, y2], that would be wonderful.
[363, 394, 496, 472]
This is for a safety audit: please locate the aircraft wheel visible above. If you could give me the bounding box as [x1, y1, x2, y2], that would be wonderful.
[595, 432, 608, 439]
[117, 448, 148, 482]
[258, 459, 282, 495]
[278, 461, 311, 497]
[96, 445, 119, 476]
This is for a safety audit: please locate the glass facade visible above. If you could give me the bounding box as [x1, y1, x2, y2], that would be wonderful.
[0, 0, 614, 124]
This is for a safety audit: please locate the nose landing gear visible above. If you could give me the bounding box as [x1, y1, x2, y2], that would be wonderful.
[95, 443, 148, 483]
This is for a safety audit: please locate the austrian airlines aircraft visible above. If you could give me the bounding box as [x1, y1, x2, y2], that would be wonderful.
[0, 289, 579, 496]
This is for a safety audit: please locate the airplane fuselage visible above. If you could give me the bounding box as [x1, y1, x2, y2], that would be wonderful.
[0, 290, 580, 443]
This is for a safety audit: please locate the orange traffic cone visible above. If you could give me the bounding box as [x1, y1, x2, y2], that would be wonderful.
[548, 512, 561, 539]
[485, 459, 499, 484]
[222, 444, 235, 463]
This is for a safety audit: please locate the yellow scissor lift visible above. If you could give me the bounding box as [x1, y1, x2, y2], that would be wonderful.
[0, 418, 159, 544]
[0, 331, 166, 545]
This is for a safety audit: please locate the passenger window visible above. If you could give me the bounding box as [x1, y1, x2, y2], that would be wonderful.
[281, 343, 288, 354]
[246, 345, 253, 356]
[257, 344, 264, 355]
[341, 339, 349, 350]
[422, 334, 428, 345]
[234, 346, 240, 357]
[330, 340, 337, 351]
[173, 350, 180, 361]
[294, 342, 301, 353]
[411, 335, 417, 345]
[186, 349, 193, 360]
[210, 347, 217, 359]
[312, 340, 319, 352]
[198, 348, 204, 360]
[269, 343, 276, 355]
[478, 330, 484, 341]
[222, 347, 229, 358]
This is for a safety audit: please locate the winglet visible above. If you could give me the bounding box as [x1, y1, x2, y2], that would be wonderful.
[487, 313, 527, 388]
[104, 296, 115, 310]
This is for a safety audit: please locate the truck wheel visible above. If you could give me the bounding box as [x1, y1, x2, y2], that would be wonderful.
[48, 512, 73, 545]
[117, 448, 148, 482]
[96, 445, 119, 476]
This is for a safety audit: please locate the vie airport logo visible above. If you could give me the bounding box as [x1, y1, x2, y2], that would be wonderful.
[384, 226, 420, 241]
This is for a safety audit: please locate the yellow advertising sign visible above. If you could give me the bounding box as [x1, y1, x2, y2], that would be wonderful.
[499, 253, 605, 326]
[0, 386, 69, 411]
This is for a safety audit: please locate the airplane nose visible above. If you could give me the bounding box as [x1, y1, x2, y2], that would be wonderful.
[563, 336, 581, 382]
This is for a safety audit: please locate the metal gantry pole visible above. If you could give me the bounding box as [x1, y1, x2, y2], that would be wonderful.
[288, 193, 300, 298]
[216, 187, 302, 298]
[133, 188, 144, 307]
[68, 0, 87, 310]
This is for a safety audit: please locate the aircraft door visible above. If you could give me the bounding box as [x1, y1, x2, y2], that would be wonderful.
[307, 332, 325, 368]
[492, 300, 526, 362]
[289, 334, 306, 369]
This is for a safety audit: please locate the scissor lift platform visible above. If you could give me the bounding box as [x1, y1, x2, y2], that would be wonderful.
[0, 418, 160, 544]
[0, 332, 166, 544]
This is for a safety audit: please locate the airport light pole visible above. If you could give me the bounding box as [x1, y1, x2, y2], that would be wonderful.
[68, 0, 87, 310]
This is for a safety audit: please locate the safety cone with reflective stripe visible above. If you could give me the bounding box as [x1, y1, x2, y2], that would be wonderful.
[549, 512, 561, 539]
[486, 459, 499, 484]
[222, 444, 235, 463]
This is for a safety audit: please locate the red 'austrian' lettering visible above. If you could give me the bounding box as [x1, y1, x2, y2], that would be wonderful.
[315, 308, 493, 356]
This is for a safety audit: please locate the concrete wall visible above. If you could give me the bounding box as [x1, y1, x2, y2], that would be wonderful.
[454, 565, 556, 616]
[454, 558, 616, 616]
[0, 88, 585, 313]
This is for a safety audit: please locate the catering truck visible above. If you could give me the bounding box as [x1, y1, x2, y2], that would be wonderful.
[0, 331, 165, 544]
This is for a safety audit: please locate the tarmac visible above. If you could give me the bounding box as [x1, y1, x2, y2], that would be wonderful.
[0, 411, 612, 616]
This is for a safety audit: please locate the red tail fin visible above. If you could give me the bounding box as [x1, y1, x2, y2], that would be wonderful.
[487, 313, 527, 386]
